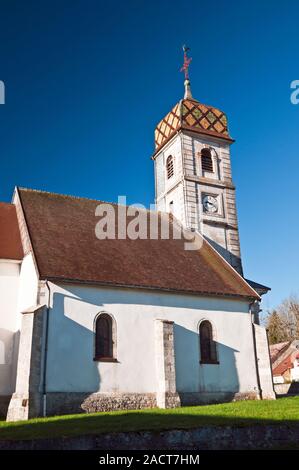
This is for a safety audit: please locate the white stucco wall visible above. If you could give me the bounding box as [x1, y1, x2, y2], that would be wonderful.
[45, 282, 259, 396]
[0, 253, 39, 396]
[0, 261, 20, 395]
[16, 253, 39, 320]
[291, 362, 299, 382]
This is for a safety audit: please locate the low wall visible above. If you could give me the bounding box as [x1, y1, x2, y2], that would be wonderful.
[0, 425, 299, 450]
[274, 382, 299, 396]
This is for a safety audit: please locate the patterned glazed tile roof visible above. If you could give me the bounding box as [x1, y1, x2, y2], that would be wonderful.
[154, 98, 232, 152]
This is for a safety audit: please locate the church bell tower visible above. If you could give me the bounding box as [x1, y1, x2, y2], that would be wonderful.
[152, 47, 243, 275]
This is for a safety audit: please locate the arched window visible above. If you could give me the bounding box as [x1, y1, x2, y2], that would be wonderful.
[199, 320, 218, 364]
[201, 148, 213, 173]
[166, 155, 174, 179]
[94, 313, 116, 361]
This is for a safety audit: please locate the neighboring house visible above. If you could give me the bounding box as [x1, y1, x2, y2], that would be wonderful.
[0, 73, 275, 422]
[270, 340, 299, 384]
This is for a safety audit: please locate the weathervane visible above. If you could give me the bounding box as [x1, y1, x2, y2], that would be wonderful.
[180, 45, 192, 80]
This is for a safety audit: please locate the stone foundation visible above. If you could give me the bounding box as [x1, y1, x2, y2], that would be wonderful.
[156, 391, 181, 409]
[44, 392, 157, 416]
[179, 391, 260, 406]
[81, 393, 157, 413]
[5, 389, 267, 419]
[42, 390, 261, 417]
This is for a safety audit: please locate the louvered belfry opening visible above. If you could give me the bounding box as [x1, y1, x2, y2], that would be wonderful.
[95, 313, 113, 359]
[199, 320, 218, 364]
[201, 148, 213, 173]
[166, 155, 174, 179]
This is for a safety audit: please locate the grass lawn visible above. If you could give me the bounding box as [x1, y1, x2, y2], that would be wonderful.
[0, 396, 298, 441]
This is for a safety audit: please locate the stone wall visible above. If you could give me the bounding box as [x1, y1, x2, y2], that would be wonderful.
[26, 390, 262, 417]
[1, 424, 299, 450]
[179, 391, 259, 406]
[45, 392, 157, 416]
[274, 382, 299, 396]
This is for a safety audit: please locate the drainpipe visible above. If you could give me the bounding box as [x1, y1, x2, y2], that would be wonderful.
[42, 280, 51, 417]
[250, 301, 262, 400]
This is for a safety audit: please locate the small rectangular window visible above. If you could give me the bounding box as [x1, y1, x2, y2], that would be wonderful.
[166, 155, 174, 179]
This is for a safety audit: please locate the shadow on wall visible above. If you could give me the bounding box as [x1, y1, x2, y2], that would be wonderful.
[174, 324, 240, 405]
[55, 282, 245, 313]
[204, 236, 241, 272]
[0, 328, 17, 366]
[36, 288, 243, 415]
[43, 293, 102, 415]
[0, 328, 19, 383]
[0, 328, 20, 417]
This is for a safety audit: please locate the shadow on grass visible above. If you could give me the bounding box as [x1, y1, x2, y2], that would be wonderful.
[1, 397, 299, 441]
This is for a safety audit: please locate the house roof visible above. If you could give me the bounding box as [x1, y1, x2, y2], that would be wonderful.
[273, 353, 294, 376]
[245, 279, 271, 295]
[0, 202, 23, 260]
[269, 341, 291, 363]
[17, 188, 259, 300]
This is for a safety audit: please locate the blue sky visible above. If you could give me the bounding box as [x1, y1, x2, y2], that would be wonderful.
[0, 0, 298, 310]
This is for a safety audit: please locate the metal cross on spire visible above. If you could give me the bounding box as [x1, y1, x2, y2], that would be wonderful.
[180, 45, 193, 99]
[180, 45, 192, 80]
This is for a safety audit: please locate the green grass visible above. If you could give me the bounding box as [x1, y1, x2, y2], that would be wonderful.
[0, 396, 299, 441]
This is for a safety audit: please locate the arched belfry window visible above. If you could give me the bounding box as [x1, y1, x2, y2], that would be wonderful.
[166, 155, 174, 179]
[201, 148, 213, 173]
[199, 320, 218, 364]
[94, 313, 116, 361]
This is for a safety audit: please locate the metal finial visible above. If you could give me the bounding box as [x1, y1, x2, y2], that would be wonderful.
[180, 45, 193, 99]
[180, 45, 192, 80]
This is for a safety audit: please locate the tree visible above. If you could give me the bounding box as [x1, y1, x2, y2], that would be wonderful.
[266, 310, 289, 344]
[266, 295, 299, 344]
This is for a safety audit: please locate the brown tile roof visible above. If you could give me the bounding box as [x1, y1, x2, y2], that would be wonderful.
[18, 188, 259, 300]
[0, 202, 23, 260]
[269, 341, 291, 363]
[273, 354, 295, 375]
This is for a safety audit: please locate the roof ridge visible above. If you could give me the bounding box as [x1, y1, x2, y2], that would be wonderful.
[16, 187, 173, 217]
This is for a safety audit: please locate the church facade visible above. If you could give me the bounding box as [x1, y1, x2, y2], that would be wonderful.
[0, 74, 275, 421]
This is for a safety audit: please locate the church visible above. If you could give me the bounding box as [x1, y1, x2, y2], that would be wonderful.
[0, 52, 275, 421]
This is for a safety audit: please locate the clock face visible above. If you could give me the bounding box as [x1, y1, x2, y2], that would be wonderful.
[203, 195, 218, 213]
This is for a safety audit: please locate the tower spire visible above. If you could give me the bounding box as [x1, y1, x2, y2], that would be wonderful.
[180, 45, 193, 99]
